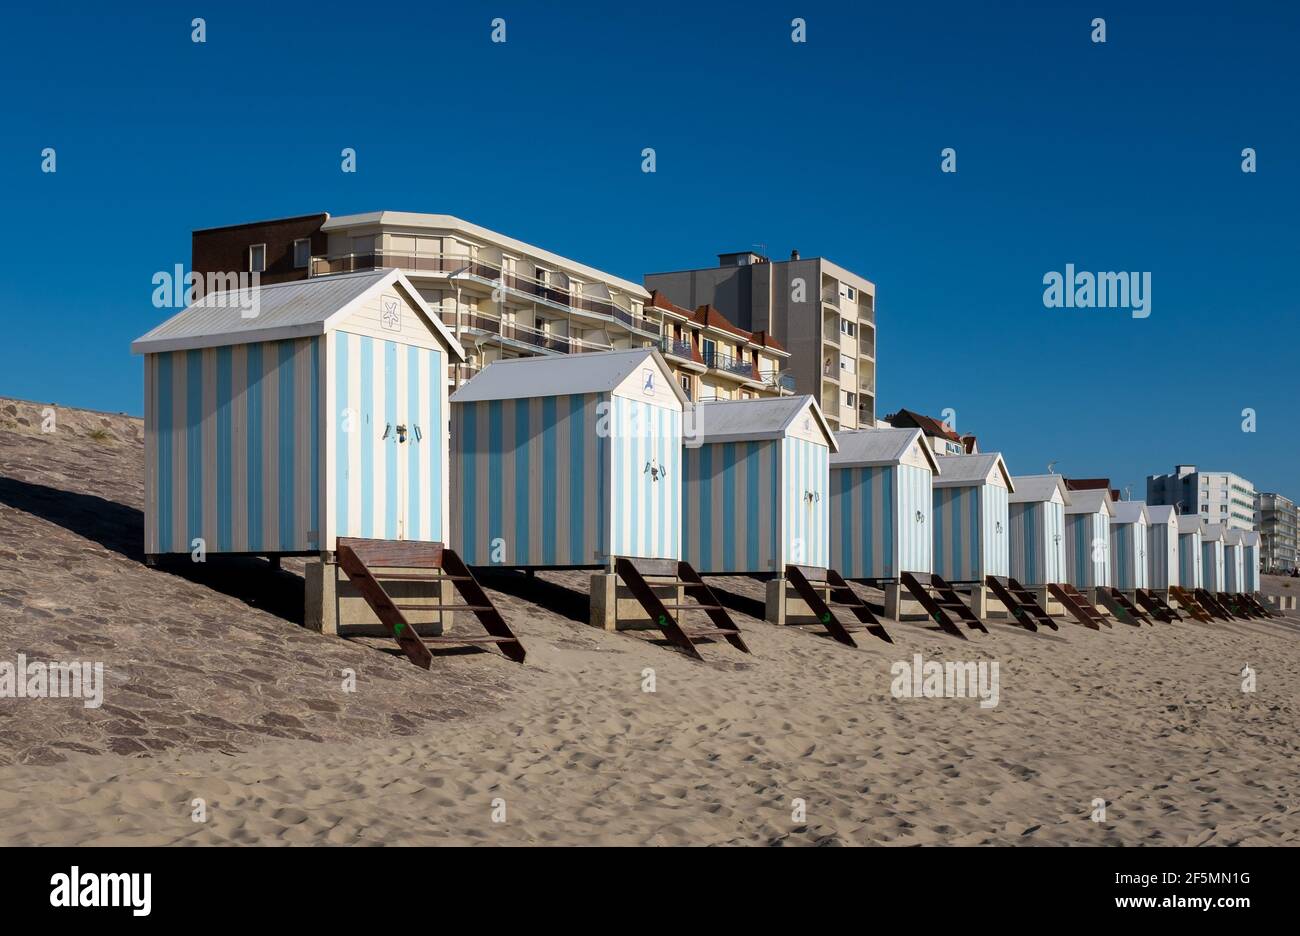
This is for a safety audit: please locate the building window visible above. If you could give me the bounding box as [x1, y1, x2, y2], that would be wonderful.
[293, 238, 311, 269]
[841, 285, 856, 301]
[249, 243, 266, 273]
[840, 319, 856, 338]
[679, 374, 691, 400]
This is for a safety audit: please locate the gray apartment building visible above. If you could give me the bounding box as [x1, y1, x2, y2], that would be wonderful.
[644, 249, 877, 430]
[1255, 492, 1298, 572]
[1147, 464, 1257, 532]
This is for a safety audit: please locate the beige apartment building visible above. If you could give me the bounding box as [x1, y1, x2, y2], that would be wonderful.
[191, 212, 790, 397]
[644, 249, 877, 429]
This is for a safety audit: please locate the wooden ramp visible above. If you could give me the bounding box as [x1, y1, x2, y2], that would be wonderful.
[1168, 586, 1214, 623]
[899, 572, 987, 639]
[783, 565, 892, 646]
[1046, 583, 1109, 630]
[1195, 588, 1236, 620]
[1135, 589, 1181, 623]
[1098, 588, 1149, 626]
[1243, 593, 1277, 618]
[335, 538, 525, 669]
[614, 558, 750, 661]
[1218, 592, 1259, 619]
[985, 576, 1057, 631]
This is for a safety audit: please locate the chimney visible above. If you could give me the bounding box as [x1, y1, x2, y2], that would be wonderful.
[790, 249, 800, 260]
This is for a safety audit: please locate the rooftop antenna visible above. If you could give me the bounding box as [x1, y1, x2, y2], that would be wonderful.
[1046, 460, 1058, 475]
[752, 243, 767, 256]
[1124, 484, 1133, 501]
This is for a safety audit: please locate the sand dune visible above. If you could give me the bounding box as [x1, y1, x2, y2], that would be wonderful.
[2, 398, 1298, 845]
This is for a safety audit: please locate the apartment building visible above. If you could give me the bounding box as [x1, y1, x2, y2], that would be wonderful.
[191, 212, 792, 397]
[644, 249, 877, 430]
[1146, 464, 1257, 531]
[1255, 492, 1298, 571]
[646, 292, 791, 403]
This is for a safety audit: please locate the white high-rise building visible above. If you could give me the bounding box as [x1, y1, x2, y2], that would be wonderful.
[1147, 464, 1256, 532]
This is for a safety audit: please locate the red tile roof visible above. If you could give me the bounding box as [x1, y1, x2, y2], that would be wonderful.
[887, 408, 962, 443]
[751, 330, 786, 353]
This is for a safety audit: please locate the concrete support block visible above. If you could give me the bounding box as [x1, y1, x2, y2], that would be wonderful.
[1031, 585, 1051, 612]
[765, 578, 787, 626]
[590, 573, 684, 631]
[884, 583, 902, 621]
[305, 557, 451, 637]
[969, 584, 988, 619]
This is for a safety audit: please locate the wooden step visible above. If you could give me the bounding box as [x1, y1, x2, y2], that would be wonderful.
[391, 603, 496, 612]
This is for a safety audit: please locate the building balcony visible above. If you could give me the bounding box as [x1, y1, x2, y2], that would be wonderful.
[703, 348, 759, 381]
[821, 287, 839, 308]
[311, 251, 660, 338]
[457, 310, 612, 357]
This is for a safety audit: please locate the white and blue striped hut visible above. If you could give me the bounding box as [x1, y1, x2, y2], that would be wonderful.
[681, 392, 832, 569]
[1222, 528, 1246, 593]
[681, 395, 835, 573]
[1008, 474, 1070, 585]
[1242, 531, 1261, 593]
[1109, 501, 1150, 590]
[829, 428, 939, 580]
[1145, 504, 1180, 591]
[1201, 523, 1227, 591]
[1176, 515, 1204, 589]
[450, 348, 686, 568]
[1064, 489, 1114, 589]
[932, 453, 1013, 582]
[131, 269, 464, 559]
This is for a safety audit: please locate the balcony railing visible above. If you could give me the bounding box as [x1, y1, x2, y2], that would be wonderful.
[311, 251, 659, 335]
[821, 288, 839, 307]
[703, 349, 758, 379]
[457, 310, 613, 356]
[658, 336, 696, 360]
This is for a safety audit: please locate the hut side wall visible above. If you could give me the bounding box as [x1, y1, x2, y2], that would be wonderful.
[830, 464, 931, 579]
[933, 485, 991, 581]
[145, 338, 320, 555]
[1010, 500, 1067, 585]
[452, 392, 608, 566]
[330, 331, 444, 546]
[683, 439, 779, 574]
[780, 436, 829, 568]
[1178, 532, 1203, 588]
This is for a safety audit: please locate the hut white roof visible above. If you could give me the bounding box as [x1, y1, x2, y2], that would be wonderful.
[1066, 488, 1116, 517]
[1146, 504, 1177, 526]
[131, 268, 464, 358]
[1242, 531, 1261, 547]
[693, 395, 837, 449]
[933, 452, 1013, 491]
[830, 428, 939, 472]
[1111, 501, 1149, 524]
[1201, 523, 1225, 542]
[1008, 474, 1071, 505]
[450, 348, 687, 405]
[1177, 515, 1203, 535]
[1223, 528, 1244, 546]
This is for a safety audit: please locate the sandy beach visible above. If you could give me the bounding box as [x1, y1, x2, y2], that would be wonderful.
[2, 398, 1299, 846]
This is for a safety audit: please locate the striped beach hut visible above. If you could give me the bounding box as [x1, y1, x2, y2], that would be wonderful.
[1109, 501, 1150, 590]
[131, 269, 464, 558]
[932, 453, 1014, 582]
[1242, 531, 1262, 592]
[1145, 504, 1180, 591]
[681, 395, 835, 573]
[1222, 529, 1246, 593]
[1176, 515, 1204, 589]
[829, 427, 939, 579]
[1008, 474, 1070, 586]
[450, 348, 686, 568]
[1064, 489, 1114, 589]
[1201, 523, 1227, 591]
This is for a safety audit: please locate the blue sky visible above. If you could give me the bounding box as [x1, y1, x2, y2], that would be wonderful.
[1, 1, 1296, 499]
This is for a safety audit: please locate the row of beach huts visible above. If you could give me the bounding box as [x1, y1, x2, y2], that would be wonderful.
[131, 271, 1280, 665]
